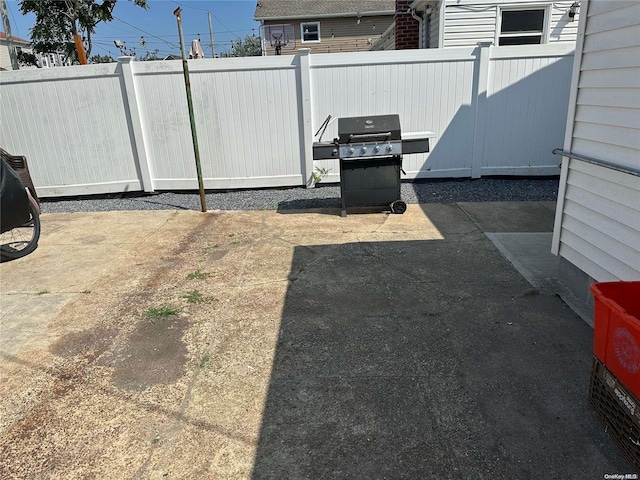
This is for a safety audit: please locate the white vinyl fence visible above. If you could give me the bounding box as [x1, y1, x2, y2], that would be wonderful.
[0, 44, 574, 197]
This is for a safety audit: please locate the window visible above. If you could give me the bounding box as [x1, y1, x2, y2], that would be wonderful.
[498, 8, 547, 46]
[301, 22, 320, 43]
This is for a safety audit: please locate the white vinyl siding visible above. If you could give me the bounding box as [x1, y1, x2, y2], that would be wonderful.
[440, 0, 580, 47]
[443, 2, 497, 46]
[558, 162, 640, 280]
[549, 2, 580, 41]
[553, 0, 640, 281]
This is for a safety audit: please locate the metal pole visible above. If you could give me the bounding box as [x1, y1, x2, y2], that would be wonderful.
[0, 0, 19, 70]
[174, 7, 207, 212]
[207, 11, 216, 58]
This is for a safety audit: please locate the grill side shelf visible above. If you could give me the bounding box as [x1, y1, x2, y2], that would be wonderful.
[312, 142, 338, 160]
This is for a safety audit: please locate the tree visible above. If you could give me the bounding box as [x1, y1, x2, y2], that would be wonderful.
[89, 53, 114, 63]
[139, 49, 160, 61]
[17, 50, 39, 67]
[19, 0, 147, 63]
[222, 35, 262, 58]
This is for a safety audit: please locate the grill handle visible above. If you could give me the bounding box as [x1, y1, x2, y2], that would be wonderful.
[348, 132, 392, 142]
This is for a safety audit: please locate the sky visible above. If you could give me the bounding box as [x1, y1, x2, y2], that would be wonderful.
[3, 0, 261, 58]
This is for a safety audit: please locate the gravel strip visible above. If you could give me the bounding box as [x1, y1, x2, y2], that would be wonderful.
[40, 177, 560, 214]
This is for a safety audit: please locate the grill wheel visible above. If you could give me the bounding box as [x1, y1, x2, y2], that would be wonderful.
[390, 200, 407, 214]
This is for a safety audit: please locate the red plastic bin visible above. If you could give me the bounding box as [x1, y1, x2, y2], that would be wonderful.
[591, 281, 640, 399]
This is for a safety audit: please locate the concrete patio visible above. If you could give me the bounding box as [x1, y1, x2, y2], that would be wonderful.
[0, 202, 632, 478]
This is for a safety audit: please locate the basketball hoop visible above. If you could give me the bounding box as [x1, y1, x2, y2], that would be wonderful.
[259, 24, 296, 55]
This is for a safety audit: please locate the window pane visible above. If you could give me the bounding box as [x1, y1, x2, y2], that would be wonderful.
[499, 35, 543, 46]
[302, 23, 319, 41]
[501, 10, 545, 33]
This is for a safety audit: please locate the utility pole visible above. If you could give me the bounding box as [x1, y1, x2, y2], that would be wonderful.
[0, 0, 19, 70]
[73, 33, 88, 64]
[207, 11, 216, 58]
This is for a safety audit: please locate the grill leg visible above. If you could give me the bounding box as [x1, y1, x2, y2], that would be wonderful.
[339, 160, 347, 217]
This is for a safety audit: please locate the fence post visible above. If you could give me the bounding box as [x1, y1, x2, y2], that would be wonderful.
[118, 56, 154, 192]
[298, 48, 315, 187]
[471, 42, 491, 179]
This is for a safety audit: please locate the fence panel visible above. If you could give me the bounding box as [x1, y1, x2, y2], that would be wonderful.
[133, 56, 304, 190]
[0, 45, 574, 198]
[480, 44, 574, 175]
[310, 49, 477, 181]
[0, 65, 140, 196]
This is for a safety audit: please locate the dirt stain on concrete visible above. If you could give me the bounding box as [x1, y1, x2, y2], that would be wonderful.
[207, 249, 228, 262]
[50, 326, 118, 362]
[109, 314, 189, 391]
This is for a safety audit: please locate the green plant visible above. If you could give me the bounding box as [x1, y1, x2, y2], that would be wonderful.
[311, 166, 331, 184]
[187, 268, 212, 280]
[20, 0, 148, 60]
[183, 289, 205, 304]
[199, 350, 211, 369]
[204, 244, 220, 254]
[36, 290, 49, 295]
[145, 306, 180, 321]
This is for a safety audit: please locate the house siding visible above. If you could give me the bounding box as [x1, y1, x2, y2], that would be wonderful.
[0, 39, 31, 70]
[553, 0, 640, 282]
[441, 0, 580, 47]
[261, 16, 394, 55]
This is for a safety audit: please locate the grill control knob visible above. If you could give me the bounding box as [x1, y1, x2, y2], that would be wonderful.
[374, 145, 381, 154]
[386, 144, 394, 153]
[347, 147, 355, 155]
[361, 146, 368, 155]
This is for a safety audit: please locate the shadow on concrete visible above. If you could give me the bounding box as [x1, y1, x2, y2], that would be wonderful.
[276, 197, 341, 212]
[251, 205, 630, 478]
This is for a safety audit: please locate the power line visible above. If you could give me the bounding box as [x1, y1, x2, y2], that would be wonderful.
[112, 15, 179, 49]
[170, 0, 240, 39]
[170, 0, 209, 12]
[92, 29, 254, 41]
[6, 1, 20, 39]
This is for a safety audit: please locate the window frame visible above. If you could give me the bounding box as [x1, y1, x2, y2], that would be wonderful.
[300, 21, 321, 43]
[496, 4, 551, 46]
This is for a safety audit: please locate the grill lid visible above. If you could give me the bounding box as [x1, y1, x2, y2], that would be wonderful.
[338, 114, 401, 144]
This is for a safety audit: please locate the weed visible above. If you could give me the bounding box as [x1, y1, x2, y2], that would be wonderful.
[228, 233, 235, 238]
[231, 240, 241, 245]
[187, 268, 212, 280]
[199, 350, 211, 369]
[204, 244, 220, 254]
[145, 306, 180, 321]
[36, 290, 49, 295]
[183, 289, 205, 304]
[311, 166, 331, 184]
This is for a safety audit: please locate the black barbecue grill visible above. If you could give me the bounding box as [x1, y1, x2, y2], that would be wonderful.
[313, 114, 431, 217]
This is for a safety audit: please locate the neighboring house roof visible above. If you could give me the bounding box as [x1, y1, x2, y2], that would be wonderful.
[254, 1, 395, 20]
[0, 32, 31, 45]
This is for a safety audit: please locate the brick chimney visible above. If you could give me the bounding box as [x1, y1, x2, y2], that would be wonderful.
[395, 0, 420, 50]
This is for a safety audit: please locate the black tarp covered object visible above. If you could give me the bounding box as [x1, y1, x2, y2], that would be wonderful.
[1, 158, 30, 234]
